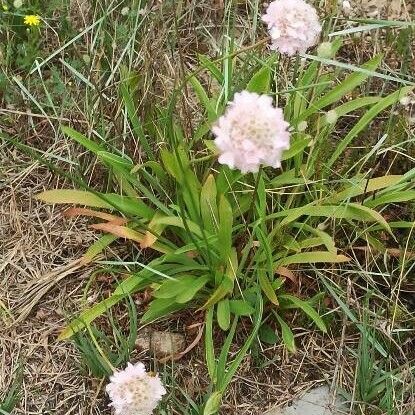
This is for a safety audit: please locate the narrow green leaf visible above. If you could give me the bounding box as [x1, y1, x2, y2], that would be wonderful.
[202, 276, 234, 309]
[365, 190, 415, 208]
[82, 234, 117, 263]
[189, 75, 217, 121]
[204, 391, 223, 415]
[198, 54, 224, 84]
[153, 276, 196, 299]
[61, 125, 104, 154]
[229, 300, 255, 316]
[281, 137, 311, 161]
[175, 275, 210, 304]
[200, 175, 219, 234]
[259, 324, 278, 345]
[120, 79, 155, 160]
[275, 313, 296, 353]
[140, 298, 184, 323]
[36, 189, 111, 208]
[327, 86, 414, 168]
[276, 252, 349, 267]
[217, 299, 231, 331]
[258, 270, 279, 306]
[218, 195, 233, 262]
[205, 307, 216, 381]
[298, 55, 383, 121]
[97, 151, 133, 169]
[58, 295, 125, 340]
[280, 294, 327, 332]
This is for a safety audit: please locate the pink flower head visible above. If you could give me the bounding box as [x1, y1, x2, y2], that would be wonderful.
[106, 362, 166, 415]
[213, 91, 290, 173]
[262, 0, 322, 56]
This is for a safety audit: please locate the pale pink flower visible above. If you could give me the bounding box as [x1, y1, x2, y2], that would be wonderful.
[212, 91, 290, 173]
[106, 362, 166, 415]
[262, 0, 322, 56]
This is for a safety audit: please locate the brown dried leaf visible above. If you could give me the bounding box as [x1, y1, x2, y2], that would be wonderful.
[63, 207, 127, 226]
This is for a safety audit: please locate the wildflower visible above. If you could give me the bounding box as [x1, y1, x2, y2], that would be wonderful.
[13, 0, 23, 8]
[24, 14, 40, 26]
[106, 362, 166, 415]
[262, 0, 322, 56]
[121, 6, 129, 16]
[212, 91, 290, 173]
[297, 121, 308, 132]
[325, 110, 338, 125]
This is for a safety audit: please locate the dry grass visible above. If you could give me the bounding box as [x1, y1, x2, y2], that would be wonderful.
[0, 149, 110, 413]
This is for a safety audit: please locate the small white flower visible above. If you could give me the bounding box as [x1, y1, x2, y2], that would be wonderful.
[121, 6, 130, 16]
[297, 121, 308, 132]
[325, 110, 338, 125]
[13, 0, 23, 8]
[262, 0, 322, 56]
[213, 91, 290, 173]
[106, 362, 166, 415]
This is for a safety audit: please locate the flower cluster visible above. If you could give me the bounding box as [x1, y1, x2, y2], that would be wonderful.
[262, 0, 321, 56]
[106, 362, 166, 415]
[213, 91, 290, 173]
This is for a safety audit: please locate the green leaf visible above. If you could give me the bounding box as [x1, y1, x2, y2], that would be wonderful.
[140, 298, 184, 323]
[297, 55, 383, 122]
[36, 189, 111, 208]
[301, 53, 412, 86]
[82, 234, 117, 264]
[220, 295, 263, 390]
[281, 137, 311, 161]
[326, 96, 381, 122]
[175, 275, 210, 303]
[327, 86, 414, 169]
[198, 54, 224, 84]
[58, 295, 125, 340]
[276, 252, 349, 267]
[202, 276, 234, 309]
[328, 175, 403, 203]
[246, 64, 271, 94]
[258, 270, 279, 306]
[205, 307, 216, 382]
[97, 151, 133, 169]
[200, 174, 219, 234]
[229, 300, 255, 316]
[280, 294, 327, 332]
[217, 299, 231, 331]
[365, 190, 415, 208]
[120, 78, 155, 160]
[204, 391, 223, 415]
[275, 313, 296, 353]
[218, 195, 233, 262]
[279, 203, 392, 233]
[259, 324, 278, 345]
[36, 189, 154, 219]
[189, 75, 217, 122]
[153, 276, 197, 299]
[61, 125, 104, 154]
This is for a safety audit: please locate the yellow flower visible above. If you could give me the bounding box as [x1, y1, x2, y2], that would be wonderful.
[24, 15, 41, 26]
